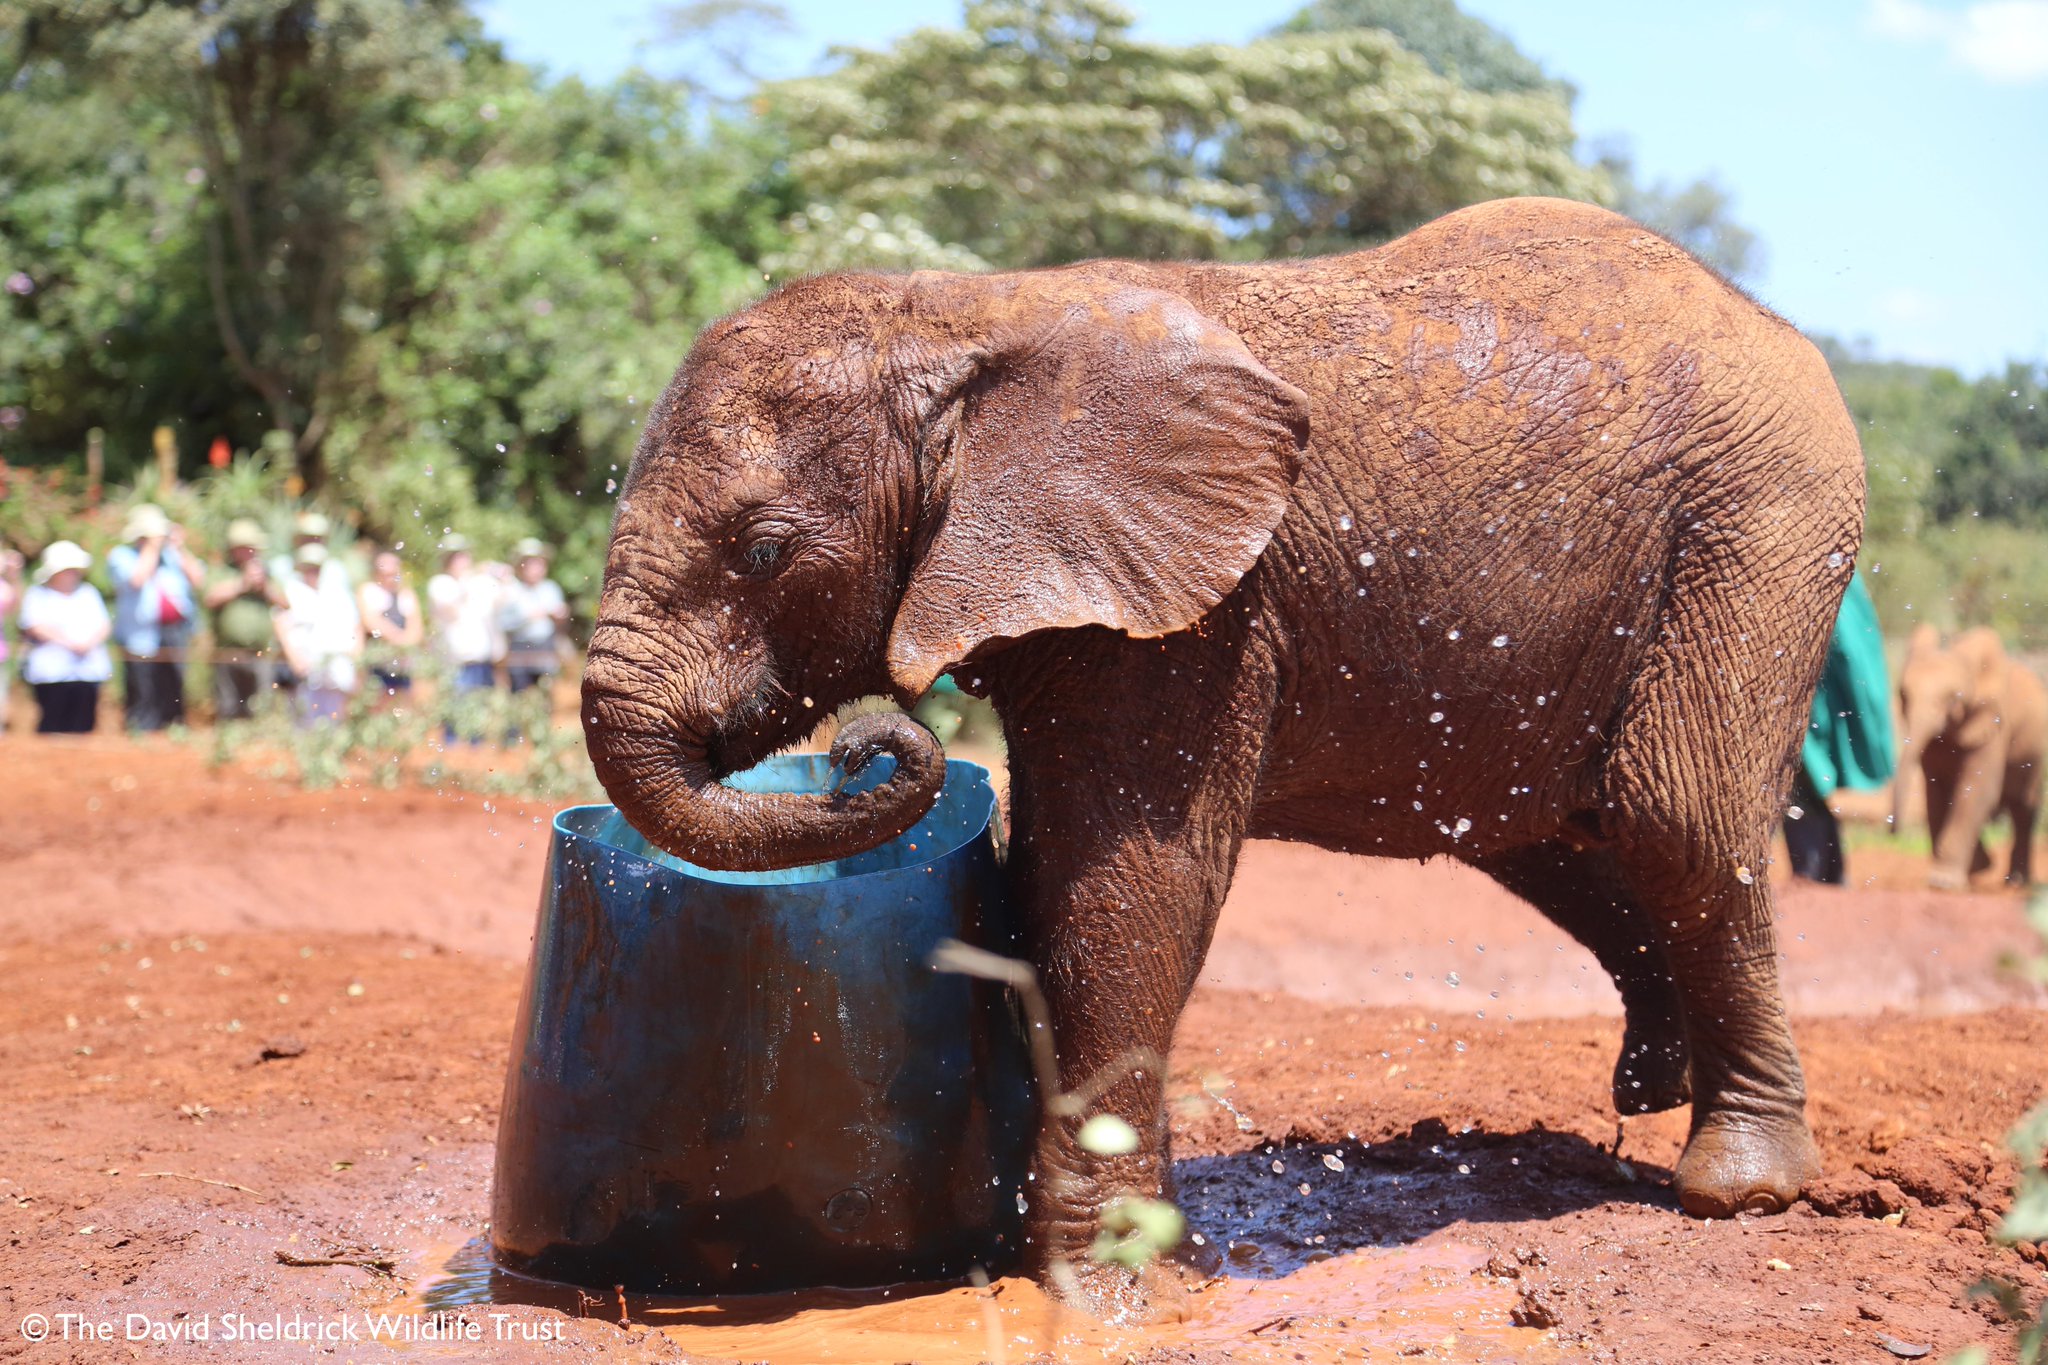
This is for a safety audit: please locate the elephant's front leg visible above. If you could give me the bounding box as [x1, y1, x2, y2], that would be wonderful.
[1930, 742, 2004, 889]
[992, 634, 1272, 1317]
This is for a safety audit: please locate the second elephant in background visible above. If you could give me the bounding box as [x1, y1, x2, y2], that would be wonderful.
[1895, 626, 2047, 889]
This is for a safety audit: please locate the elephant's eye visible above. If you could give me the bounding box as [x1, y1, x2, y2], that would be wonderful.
[735, 531, 788, 579]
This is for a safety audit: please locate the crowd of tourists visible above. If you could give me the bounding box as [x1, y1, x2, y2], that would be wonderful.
[0, 506, 569, 736]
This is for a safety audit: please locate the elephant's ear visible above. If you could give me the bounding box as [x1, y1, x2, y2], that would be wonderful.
[885, 286, 1310, 698]
[1956, 631, 2010, 749]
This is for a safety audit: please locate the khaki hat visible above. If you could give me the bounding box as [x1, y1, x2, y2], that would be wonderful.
[34, 540, 92, 584]
[512, 536, 551, 562]
[294, 542, 329, 568]
[225, 518, 266, 550]
[122, 504, 171, 541]
[439, 533, 471, 556]
[293, 511, 331, 539]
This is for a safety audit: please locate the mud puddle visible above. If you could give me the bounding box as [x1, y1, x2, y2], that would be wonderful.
[403, 1140, 1558, 1363]
[409, 1238, 1543, 1363]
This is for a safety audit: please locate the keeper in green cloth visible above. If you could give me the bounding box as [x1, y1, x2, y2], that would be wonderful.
[1783, 571, 1896, 884]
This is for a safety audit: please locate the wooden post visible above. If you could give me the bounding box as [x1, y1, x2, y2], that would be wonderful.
[86, 427, 105, 508]
[153, 425, 177, 494]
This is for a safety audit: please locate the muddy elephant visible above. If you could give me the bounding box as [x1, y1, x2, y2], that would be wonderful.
[581, 198, 1864, 1307]
[1895, 625, 2045, 888]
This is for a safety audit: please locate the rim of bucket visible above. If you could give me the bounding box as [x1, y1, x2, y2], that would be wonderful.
[552, 756, 999, 887]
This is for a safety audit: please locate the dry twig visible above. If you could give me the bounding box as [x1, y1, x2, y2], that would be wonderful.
[273, 1249, 395, 1276]
[138, 1171, 263, 1197]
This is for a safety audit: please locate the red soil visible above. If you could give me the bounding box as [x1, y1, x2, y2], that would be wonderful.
[2, 736, 2044, 1362]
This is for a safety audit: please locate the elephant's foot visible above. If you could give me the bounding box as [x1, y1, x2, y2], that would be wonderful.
[1612, 1022, 1691, 1115]
[1927, 864, 1968, 892]
[1026, 1210, 1192, 1325]
[1672, 1113, 1819, 1217]
[1039, 1251, 1193, 1325]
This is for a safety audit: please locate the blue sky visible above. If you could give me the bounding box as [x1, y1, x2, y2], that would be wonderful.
[476, 0, 2048, 375]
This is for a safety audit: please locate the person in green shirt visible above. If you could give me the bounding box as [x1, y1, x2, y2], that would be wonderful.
[203, 518, 287, 720]
[1784, 571, 1896, 883]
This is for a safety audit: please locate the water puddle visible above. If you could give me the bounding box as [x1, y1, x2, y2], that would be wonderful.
[409, 1235, 1546, 1363]
[403, 1140, 1563, 1362]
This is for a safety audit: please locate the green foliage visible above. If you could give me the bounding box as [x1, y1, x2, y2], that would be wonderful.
[762, 0, 1603, 273]
[3, 2, 783, 614]
[1953, 888, 2048, 1363]
[1274, 0, 1566, 97]
[1267, 1, 1758, 273]
[1090, 1195, 1186, 1269]
[1817, 339, 2048, 647]
[1861, 523, 2048, 650]
[205, 658, 603, 801]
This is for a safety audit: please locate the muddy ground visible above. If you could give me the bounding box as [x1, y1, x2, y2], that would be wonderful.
[2, 737, 2045, 1363]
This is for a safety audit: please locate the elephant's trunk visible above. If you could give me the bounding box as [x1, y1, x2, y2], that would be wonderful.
[581, 643, 946, 873]
[1891, 734, 1918, 835]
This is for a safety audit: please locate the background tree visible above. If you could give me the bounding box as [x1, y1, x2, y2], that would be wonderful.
[763, 0, 1600, 273]
[1272, 0, 1761, 279]
[1275, 0, 1566, 97]
[16, 1, 494, 489]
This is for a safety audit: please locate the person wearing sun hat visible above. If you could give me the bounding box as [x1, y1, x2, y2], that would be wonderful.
[427, 533, 501, 692]
[106, 502, 205, 731]
[274, 542, 363, 725]
[203, 518, 287, 720]
[497, 536, 568, 699]
[17, 541, 113, 733]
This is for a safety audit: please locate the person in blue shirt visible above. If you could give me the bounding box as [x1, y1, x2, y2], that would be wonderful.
[105, 503, 205, 732]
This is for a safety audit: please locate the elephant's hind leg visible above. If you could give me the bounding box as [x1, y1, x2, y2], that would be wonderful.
[1597, 518, 1845, 1218]
[1473, 842, 1690, 1114]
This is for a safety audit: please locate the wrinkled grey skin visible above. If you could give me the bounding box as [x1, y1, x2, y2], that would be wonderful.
[581, 199, 1864, 1317]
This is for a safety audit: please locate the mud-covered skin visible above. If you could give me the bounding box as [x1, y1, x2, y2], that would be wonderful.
[1895, 625, 2047, 890]
[581, 198, 1863, 1307]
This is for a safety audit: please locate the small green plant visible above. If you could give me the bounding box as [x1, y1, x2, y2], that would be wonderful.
[928, 938, 1184, 1283]
[1954, 891, 2048, 1363]
[195, 658, 603, 803]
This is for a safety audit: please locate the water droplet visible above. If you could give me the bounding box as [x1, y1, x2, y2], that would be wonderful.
[1446, 971, 1461, 987]
[1735, 864, 1755, 885]
[604, 479, 617, 493]
[1358, 551, 1375, 567]
[1827, 551, 1845, 568]
[1429, 711, 1445, 723]
[1491, 634, 1509, 648]
[1447, 628, 1461, 641]
[1322, 1153, 1345, 1172]
[1271, 1159, 1285, 1174]
[1338, 515, 1353, 531]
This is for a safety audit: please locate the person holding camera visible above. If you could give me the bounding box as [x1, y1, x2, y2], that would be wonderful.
[106, 504, 204, 732]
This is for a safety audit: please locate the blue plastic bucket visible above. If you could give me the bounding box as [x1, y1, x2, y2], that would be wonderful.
[490, 756, 1035, 1294]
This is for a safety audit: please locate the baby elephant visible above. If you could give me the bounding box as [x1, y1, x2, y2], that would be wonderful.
[1895, 625, 2046, 888]
[583, 197, 1864, 1314]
